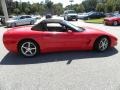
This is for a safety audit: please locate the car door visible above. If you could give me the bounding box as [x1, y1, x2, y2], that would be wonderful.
[64, 31, 91, 50]
[25, 16, 31, 24]
[41, 22, 89, 52]
[17, 16, 26, 25]
[22, 16, 28, 25]
[91, 13, 97, 18]
[41, 23, 67, 52]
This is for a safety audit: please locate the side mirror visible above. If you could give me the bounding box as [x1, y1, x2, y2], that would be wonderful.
[68, 30, 73, 33]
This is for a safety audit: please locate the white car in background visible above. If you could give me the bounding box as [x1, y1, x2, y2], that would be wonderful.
[6, 15, 37, 27]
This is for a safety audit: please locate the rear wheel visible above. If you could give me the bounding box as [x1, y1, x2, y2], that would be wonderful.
[94, 37, 110, 52]
[113, 21, 118, 26]
[64, 17, 66, 20]
[18, 40, 39, 57]
[11, 23, 16, 28]
[30, 21, 34, 25]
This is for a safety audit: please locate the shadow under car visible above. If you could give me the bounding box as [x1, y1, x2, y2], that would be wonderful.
[0, 48, 118, 65]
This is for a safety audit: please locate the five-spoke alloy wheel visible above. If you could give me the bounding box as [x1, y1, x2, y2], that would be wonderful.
[94, 37, 110, 52]
[11, 23, 16, 28]
[19, 40, 39, 57]
[113, 21, 118, 26]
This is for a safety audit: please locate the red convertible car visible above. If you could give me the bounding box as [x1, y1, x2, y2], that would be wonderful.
[104, 14, 120, 26]
[3, 19, 117, 57]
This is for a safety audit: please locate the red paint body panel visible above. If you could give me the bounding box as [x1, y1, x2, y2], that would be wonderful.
[3, 26, 117, 54]
[104, 17, 120, 25]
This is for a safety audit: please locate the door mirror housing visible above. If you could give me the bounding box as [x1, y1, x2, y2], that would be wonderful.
[68, 30, 73, 33]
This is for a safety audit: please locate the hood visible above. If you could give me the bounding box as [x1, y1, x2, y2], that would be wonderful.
[104, 17, 119, 20]
[67, 13, 78, 16]
[83, 27, 117, 40]
[6, 19, 17, 23]
[83, 27, 111, 35]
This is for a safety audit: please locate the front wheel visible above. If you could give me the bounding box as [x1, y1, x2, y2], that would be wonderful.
[76, 18, 78, 21]
[113, 21, 118, 26]
[11, 23, 16, 28]
[18, 40, 39, 57]
[30, 21, 35, 25]
[64, 17, 66, 20]
[94, 37, 110, 52]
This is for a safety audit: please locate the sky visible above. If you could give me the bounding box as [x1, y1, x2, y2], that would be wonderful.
[14, 0, 84, 7]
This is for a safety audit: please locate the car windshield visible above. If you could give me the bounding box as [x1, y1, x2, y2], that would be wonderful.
[64, 21, 84, 32]
[88, 12, 94, 15]
[68, 10, 76, 13]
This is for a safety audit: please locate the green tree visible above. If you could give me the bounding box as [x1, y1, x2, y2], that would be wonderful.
[74, 4, 85, 13]
[65, 4, 85, 13]
[31, 3, 40, 14]
[105, 0, 114, 12]
[25, 8, 30, 14]
[82, 0, 97, 11]
[38, 3, 46, 15]
[53, 3, 63, 15]
[46, 1, 53, 14]
[0, 1, 3, 15]
[13, 8, 20, 15]
[96, 3, 104, 12]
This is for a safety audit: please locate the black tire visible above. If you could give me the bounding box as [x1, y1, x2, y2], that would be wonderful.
[64, 17, 66, 20]
[30, 21, 34, 25]
[11, 23, 16, 28]
[94, 36, 110, 52]
[76, 18, 78, 21]
[1, 18, 5, 25]
[113, 21, 118, 26]
[64, 17, 67, 21]
[18, 40, 39, 57]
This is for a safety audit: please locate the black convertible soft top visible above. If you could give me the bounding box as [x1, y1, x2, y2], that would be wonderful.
[42, 19, 64, 23]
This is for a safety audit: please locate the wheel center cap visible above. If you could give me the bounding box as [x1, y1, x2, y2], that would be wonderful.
[27, 48, 31, 51]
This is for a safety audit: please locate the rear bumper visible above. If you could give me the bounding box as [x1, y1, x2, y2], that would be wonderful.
[3, 38, 18, 53]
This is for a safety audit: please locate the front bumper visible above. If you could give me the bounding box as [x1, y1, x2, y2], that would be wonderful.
[104, 20, 113, 25]
[111, 39, 117, 47]
[68, 16, 78, 20]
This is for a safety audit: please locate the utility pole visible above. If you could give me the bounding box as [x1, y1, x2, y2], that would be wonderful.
[1, 0, 9, 22]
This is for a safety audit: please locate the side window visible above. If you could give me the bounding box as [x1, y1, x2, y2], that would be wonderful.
[46, 23, 65, 32]
[47, 23, 62, 27]
[20, 16, 25, 19]
[26, 16, 31, 18]
[31, 22, 47, 31]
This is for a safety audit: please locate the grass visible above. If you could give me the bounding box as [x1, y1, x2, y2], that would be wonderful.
[84, 18, 104, 24]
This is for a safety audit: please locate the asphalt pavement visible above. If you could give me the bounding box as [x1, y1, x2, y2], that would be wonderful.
[0, 17, 120, 90]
